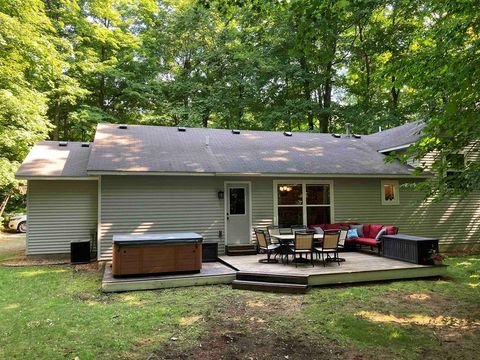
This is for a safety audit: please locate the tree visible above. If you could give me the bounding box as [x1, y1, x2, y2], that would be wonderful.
[399, 0, 480, 199]
[0, 0, 61, 209]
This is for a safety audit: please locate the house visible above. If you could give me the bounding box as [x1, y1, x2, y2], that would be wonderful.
[16, 122, 480, 259]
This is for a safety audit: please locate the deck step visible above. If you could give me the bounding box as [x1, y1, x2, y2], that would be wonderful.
[226, 244, 256, 251]
[225, 245, 257, 256]
[236, 272, 308, 285]
[232, 280, 309, 294]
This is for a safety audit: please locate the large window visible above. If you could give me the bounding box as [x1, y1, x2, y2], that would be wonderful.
[275, 181, 332, 227]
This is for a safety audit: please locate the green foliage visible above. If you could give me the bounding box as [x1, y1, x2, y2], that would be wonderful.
[0, 0, 56, 193]
[401, 0, 480, 199]
[0, 0, 478, 198]
[0, 255, 478, 358]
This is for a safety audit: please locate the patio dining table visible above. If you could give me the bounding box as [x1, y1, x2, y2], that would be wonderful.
[271, 234, 324, 242]
[271, 234, 324, 264]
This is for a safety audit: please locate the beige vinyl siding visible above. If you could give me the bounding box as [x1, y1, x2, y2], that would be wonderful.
[334, 178, 480, 248]
[99, 176, 225, 259]
[27, 180, 98, 255]
[250, 178, 274, 240]
[98, 175, 479, 259]
[99, 176, 276, 259]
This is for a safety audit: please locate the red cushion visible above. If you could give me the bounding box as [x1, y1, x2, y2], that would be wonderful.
[384, 226, 398, 235]
[345, 237, 358, 244]
[363, 224, 371, 238]
[309, 223, 358, 231]
[355, 237, 379, 246]
[324, 224, 341, 230]
[308, 224, 328, 231]
[369, 224, 383, 239]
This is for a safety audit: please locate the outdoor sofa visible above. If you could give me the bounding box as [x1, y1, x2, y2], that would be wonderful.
[308, 223, 399, 253]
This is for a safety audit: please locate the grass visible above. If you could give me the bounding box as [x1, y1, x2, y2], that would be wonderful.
[0, 256, 479, 359]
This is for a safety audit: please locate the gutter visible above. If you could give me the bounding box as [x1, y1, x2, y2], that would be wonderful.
[86, 171, 433, 179]
[377, 142, 414, 153]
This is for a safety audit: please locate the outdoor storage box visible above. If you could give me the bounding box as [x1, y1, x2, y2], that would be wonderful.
[112, 232, 203, 277]
[381, 234, 439, 265]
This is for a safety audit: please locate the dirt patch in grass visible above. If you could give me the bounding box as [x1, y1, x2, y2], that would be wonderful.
[72, 261, 103, 272]
[1, 256, 69, 266]
[148, 292, 368, 360]
[365, 288, 480, 359]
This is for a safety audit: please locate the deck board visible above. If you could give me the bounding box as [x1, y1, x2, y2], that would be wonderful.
[102, 252, 448, 293]
[102, 261, 236, 292]
[219, 253, 448, 286]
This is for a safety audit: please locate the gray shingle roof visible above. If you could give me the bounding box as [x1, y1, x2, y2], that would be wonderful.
[16, 141, 91, 178]
[365, 121, 425, 152]
[86, 124, 415, 176]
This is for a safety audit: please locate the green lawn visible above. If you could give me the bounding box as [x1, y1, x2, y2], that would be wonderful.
[0, 256, 479, 359]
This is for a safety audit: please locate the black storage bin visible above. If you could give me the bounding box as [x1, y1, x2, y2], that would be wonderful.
[202, 242, 218, 262]
[71, 241, 91, 264]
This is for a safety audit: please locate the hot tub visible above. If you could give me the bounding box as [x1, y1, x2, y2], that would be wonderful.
[112, 232, 203, 277]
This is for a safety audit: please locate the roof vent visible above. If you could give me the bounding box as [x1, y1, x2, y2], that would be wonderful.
[353, 134, 362, 139]
[178, 127, 186, 132]
[332, 133, 341, 138]
[58, 141, 68, 147]
[118, 124, 128, 129]
[81, 142, 90, 147]
[283, 131, 292, 137]
[232, 129, 240, 134]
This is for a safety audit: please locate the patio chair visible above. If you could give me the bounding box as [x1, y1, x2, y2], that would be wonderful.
[267, 225, 280, 244]
[315, 231, 341, 266]
[291, 232, 314, 267]
[255, 228, 280, 263]
[291, 225, 307, 235]
[338, 229, 347, 249]
[279, 227, 292, 235]
[330, 229, 347, 262]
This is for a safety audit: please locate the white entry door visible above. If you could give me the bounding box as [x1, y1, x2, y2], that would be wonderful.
[225, 183, 251, 245]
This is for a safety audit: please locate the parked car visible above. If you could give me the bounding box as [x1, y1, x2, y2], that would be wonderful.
[4, 214, 27, 233]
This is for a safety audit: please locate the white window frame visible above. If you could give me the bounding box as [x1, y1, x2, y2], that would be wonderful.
[381, 180, 400, 205]
[273, 180, 334, 226]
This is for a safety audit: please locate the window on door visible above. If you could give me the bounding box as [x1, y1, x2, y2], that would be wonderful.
[275, 181, 332, 227]
[229, 187, 246, 215]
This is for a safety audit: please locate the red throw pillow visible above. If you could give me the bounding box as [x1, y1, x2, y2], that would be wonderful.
[369, 224, 384, 239]
[363, 224, 371, 238]
[324, 224, 339, 230]
[384, 226, 398, 235]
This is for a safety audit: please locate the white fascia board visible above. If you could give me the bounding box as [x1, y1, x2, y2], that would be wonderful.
[87, 170, 432, 179]
[377, 143, 414, 153]
[16, 176, 99, 180]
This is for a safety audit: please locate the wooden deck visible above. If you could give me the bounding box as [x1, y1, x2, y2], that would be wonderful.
[101, 252, 448, 293]
[102, 262, 236, 292]
[219, 252, 448, 287]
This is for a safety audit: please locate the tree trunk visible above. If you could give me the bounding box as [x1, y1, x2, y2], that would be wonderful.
[358, 24, 371, 105]
[202, 113, 209, 128]
[390, 76, 400, 109]
[299, 56, 314, 130]
[0, 194, 10, 219]
[52, 96, 61, 140]
[319, 62, 333, 133]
